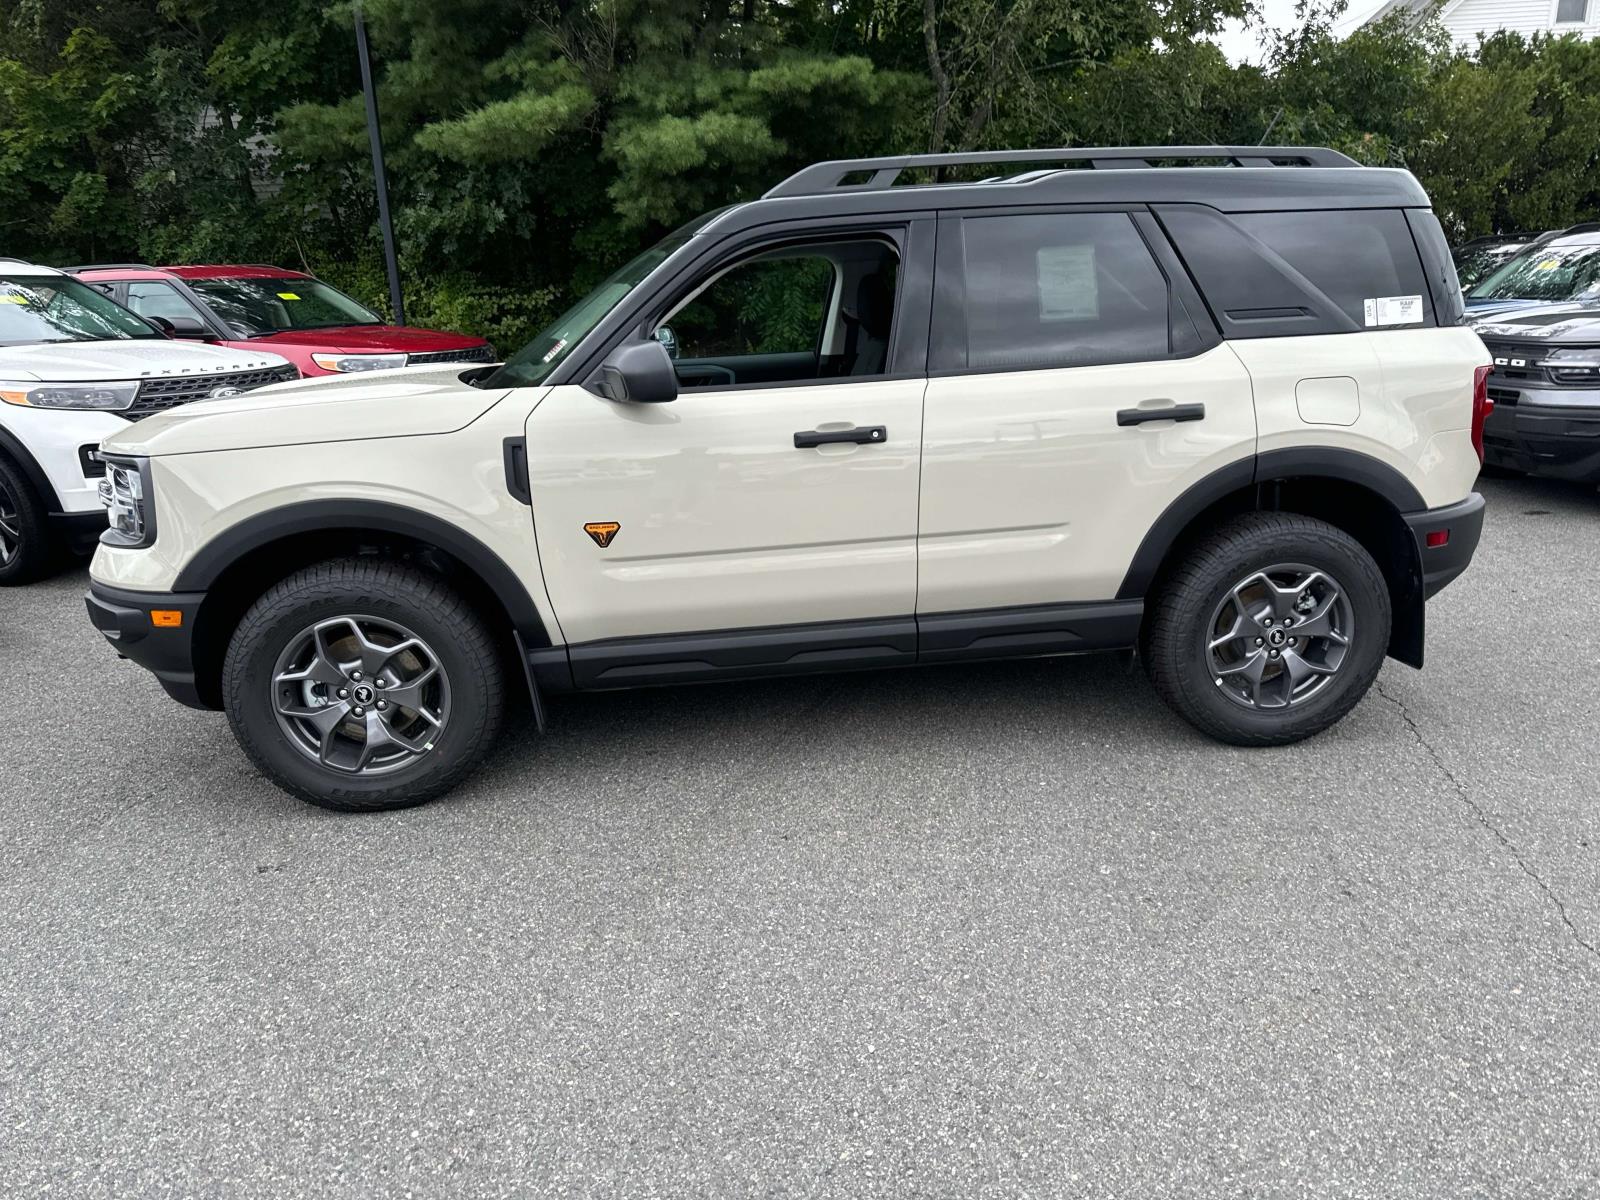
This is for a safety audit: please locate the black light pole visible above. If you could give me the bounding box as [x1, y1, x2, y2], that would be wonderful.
[354, 5, 406, 326]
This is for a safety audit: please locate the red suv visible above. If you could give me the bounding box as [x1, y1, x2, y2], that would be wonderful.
[67, 264, 494, 377]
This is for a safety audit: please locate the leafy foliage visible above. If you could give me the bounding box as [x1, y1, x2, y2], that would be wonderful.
[2, 0, 1598, 343]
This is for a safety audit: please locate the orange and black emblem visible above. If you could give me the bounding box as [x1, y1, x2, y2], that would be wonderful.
[584, 521, 621, 548]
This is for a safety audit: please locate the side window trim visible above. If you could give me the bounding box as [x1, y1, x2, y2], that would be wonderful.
[564, 213, 936, 390]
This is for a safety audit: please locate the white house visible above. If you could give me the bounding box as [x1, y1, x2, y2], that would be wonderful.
[1366, 0, 1600, 45]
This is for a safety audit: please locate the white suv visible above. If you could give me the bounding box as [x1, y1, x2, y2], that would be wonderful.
[0, 259, 296, 584]
[84, 147, 1492, 812]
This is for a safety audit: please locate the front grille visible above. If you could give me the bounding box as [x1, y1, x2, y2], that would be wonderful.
[1480, 342, 1546, 382]
[126, 365, 299, 420]
[1486, 386, 1519, 407]
[407, 345, 495, 366]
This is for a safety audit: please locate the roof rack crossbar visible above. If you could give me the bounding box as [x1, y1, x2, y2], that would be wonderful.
[764, 145, 1360, 199]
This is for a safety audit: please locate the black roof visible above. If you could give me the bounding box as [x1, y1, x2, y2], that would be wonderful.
[703, 146, 1431, 236]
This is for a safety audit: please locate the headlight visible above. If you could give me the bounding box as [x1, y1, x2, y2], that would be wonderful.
[311, 353, 408, 373]
[0, 380, 139, 410]
[1544, 348, 1600, 385]
[98, 455, 156, 548]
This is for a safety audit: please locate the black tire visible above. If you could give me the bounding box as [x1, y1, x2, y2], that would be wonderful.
[0, 454, 58, 586]
[1143, 512, 1391, 746]
[222, 558, 505, 812]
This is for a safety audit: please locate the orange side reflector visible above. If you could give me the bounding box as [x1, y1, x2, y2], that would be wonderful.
[150, 610, 184, 628]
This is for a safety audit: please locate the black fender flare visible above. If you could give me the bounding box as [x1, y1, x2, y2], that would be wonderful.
[1116, 447, 1426, 599]
[0, 425, 64, 510]
[173, 499, 552, 646]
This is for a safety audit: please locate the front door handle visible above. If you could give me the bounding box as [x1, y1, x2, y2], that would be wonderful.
[794, 425, 887, 448]
[1117, 403, 1205, 427]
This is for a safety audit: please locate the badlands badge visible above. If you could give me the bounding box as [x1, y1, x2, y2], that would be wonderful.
[584, 521, 621, 548]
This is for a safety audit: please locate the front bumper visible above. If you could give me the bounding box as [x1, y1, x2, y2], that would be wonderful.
[51, 510, 109, 556]
[1405, 492, 1485, 600]
[1482, 397, 1600, 483]
[84, 582, 211, 710]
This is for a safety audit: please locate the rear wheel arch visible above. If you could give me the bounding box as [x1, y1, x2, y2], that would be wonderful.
[1122, 451, 1426, 666]
[182, 501, 550, 708]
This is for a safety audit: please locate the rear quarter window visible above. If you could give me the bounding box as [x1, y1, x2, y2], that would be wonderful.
[1233, 209, 1434, 330]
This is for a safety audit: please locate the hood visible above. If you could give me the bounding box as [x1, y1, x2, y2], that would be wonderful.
[101, 364, 519, 457]
[1472, 304, 1600, 345]
[0, 339, 291, 383]
[243, 325, 488, 354]
[1463, 297, 1551, 319]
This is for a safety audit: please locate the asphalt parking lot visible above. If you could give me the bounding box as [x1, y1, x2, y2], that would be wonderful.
[2, 474, 1598, 1198]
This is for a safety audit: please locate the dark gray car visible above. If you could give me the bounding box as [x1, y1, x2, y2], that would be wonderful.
[1474, 305, 1600, 483]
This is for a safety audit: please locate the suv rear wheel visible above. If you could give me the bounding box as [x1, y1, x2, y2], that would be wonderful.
[0, 455, 54, 586]
[1143, 513, 1391, 746]
[222, 559, 505, 812]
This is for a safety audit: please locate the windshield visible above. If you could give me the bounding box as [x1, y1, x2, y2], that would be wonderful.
[0, 273, 160, 346]
[1469, 241, 1600, 304]
[186, 277, 382, 335]
[1454, 241, 1535, 291]
[487, 228, 698, 389]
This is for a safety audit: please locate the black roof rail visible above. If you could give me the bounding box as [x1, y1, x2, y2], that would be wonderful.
[1557, 221, 1600, 236]
[59, 262, 159, 273]
[764, 145, 1361, 199]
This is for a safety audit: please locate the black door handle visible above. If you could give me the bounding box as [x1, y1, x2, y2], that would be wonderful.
[1117, 403, 1205, 427]
[794, 425, 887, 448]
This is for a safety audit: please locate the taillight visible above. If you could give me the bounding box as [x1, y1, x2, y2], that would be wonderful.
[1471, 364, 1493, 464]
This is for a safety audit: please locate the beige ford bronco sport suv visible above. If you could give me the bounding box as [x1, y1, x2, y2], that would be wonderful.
[86, 146, 1491, 811]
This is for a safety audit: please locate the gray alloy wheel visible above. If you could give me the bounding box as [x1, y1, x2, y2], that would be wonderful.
[1205, 563, 1353, 710]
[0, 478, 20, 567]
[271, 614, 452, 776]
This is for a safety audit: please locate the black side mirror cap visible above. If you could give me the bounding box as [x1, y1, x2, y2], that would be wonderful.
[166, 315, 215, 340]
[592, 338, 678, 404]
[145, 315, 177, 337]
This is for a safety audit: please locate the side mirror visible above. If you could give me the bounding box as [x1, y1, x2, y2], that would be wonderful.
[654, 324, 679, 359]
[145, 315, 177, 337]
[593, 338, 678, 404]
[166, 315, 215, 340]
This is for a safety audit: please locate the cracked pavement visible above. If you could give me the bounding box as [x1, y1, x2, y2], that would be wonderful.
[2, 474, 1598, 1197]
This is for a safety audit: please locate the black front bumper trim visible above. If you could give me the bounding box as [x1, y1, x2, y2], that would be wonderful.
[1404, 492, 1485, 600]
[85, 583, 211, 710]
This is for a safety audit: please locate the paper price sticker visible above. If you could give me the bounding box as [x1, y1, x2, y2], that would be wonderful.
[277, 292, 301, 300]
[1362, 294, 1423, 327]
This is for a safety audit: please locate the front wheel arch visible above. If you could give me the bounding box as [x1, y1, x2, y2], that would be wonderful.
[186, 505, 550, 708]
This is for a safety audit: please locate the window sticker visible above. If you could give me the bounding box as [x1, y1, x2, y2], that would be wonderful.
[1362, 294, 1423, 327]
[0, 293, 28, 304]
[276, 292, 301, 300]
[1036, 244, 1098, 320]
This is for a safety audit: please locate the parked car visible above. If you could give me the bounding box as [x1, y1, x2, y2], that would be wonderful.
[85, 145, 1489, 812]
[1452, 231, 1555, 291]
[1464, 223, 1600, 317]
[67, 264, 495, 377]
[0, 258, 297, 585]
[1473, 303, 1600, 483]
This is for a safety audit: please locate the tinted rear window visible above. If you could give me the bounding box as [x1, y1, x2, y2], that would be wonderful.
[960, 212, 1172, 371]
[1234, 209, 1433, 330]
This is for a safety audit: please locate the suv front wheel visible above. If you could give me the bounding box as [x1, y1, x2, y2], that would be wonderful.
[1143, 513, 1391, 746]
[222, 559, 505, 811]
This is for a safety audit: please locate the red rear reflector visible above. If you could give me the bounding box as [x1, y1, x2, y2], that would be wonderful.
[1471, 364, 1493, 464]
[1426, 530, 1450, 548]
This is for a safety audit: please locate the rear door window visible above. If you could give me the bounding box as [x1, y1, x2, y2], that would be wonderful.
[957, 212, 1173, 371]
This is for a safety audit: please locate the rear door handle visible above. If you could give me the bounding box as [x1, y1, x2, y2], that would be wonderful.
[1117, 403, 1205, 427]
[794, 425, 887, 448]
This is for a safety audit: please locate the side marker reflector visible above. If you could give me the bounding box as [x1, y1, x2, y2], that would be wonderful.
[150, 610, 184, 628]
